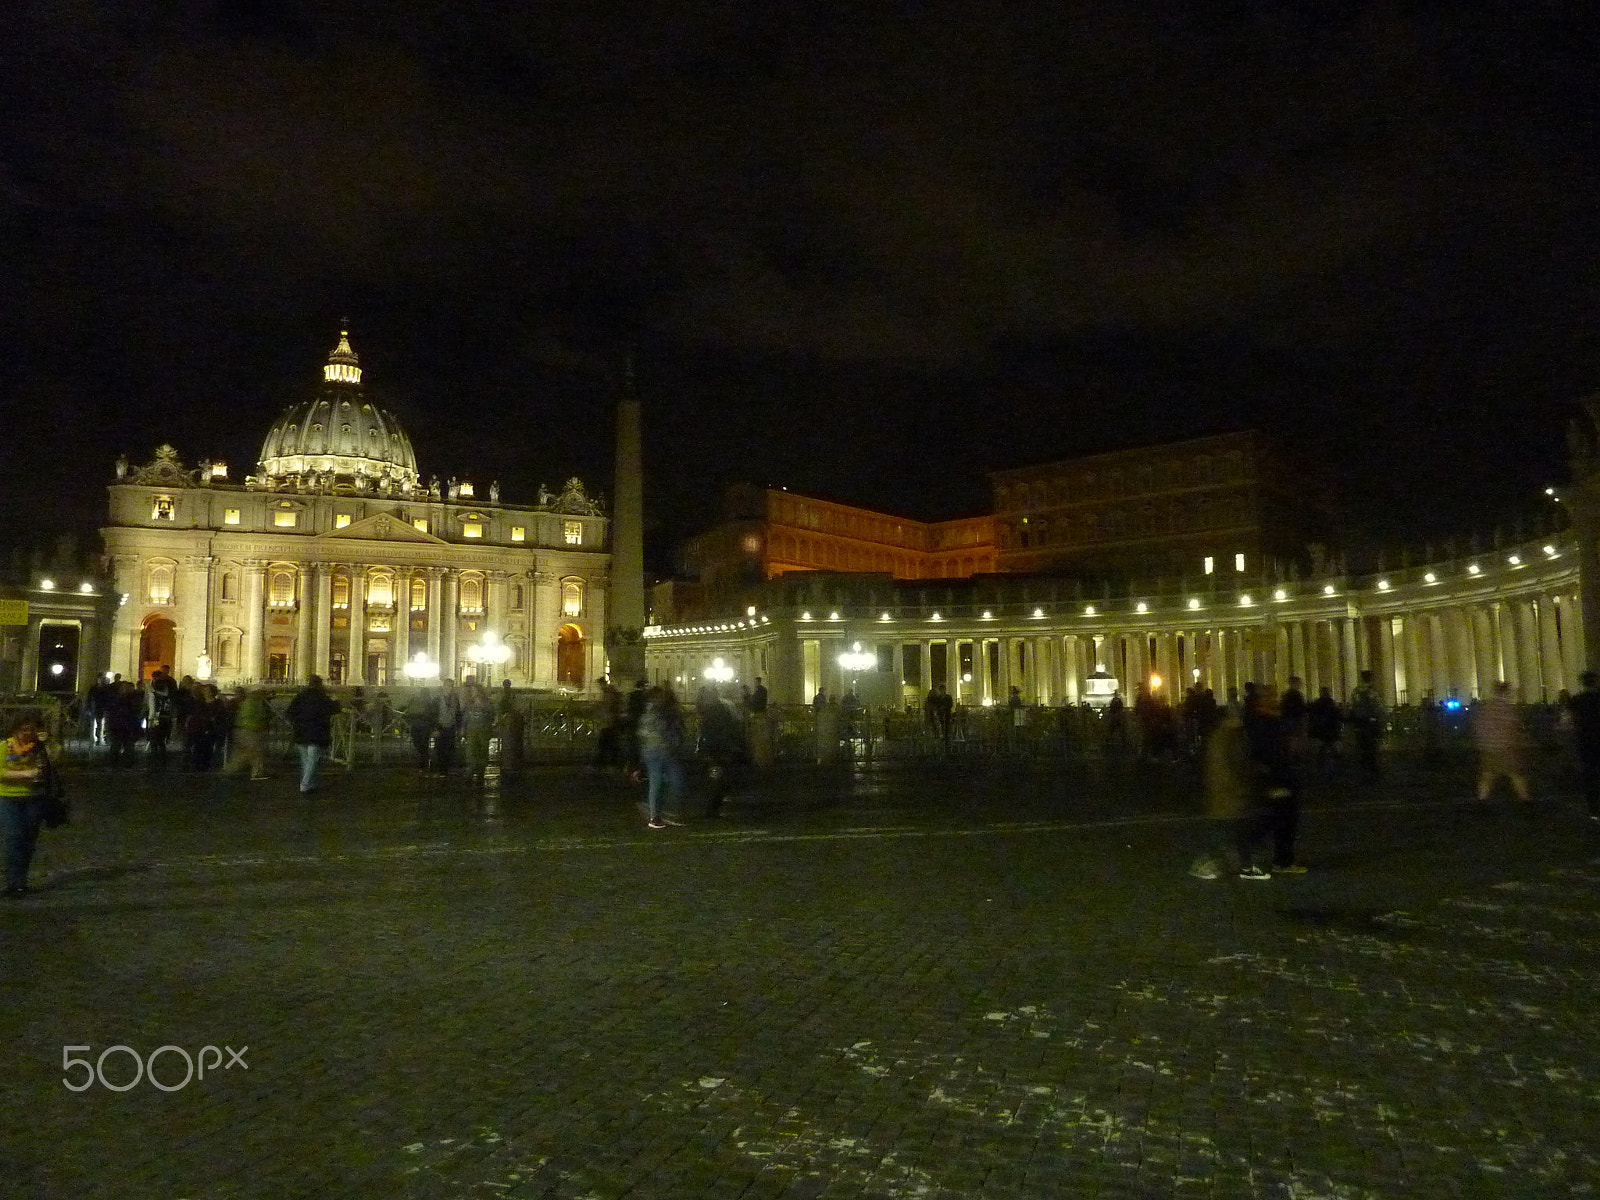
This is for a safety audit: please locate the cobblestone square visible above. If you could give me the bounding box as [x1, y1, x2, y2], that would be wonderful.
[3, 756, 1598, 1199]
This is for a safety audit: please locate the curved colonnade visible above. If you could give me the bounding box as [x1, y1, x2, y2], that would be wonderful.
[645, 532, 1581, 707]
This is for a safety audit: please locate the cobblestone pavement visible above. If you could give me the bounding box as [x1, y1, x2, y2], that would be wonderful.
[2, 753, 1598, 1199]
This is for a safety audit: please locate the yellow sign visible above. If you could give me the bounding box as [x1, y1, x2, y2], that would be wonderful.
[0, 599, 28, 626]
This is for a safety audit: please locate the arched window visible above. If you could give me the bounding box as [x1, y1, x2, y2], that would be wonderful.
[459, 574, 484, 613]
[367, 571, 393, 608]
[562, 579, 584, 618]
[147, 563, 174, 605]
[333, 574, 350, 609]
[410, 576, 427, 610]
[216, 630, 239, 670]
[220, 571, 237, 601]
[269, 569, 295, 607]
[511, 584, 524, 610]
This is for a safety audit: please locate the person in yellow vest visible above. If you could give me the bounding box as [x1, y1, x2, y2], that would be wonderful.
[1, 714, 53, 897]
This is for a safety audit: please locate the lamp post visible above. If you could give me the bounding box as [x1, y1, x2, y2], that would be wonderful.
[702, 656, 736, 685]
[466, 631, 512, 686]
[403, 651, 441, 683]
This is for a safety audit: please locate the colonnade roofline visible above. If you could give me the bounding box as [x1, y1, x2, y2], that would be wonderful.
[645, 531, 1578, 640]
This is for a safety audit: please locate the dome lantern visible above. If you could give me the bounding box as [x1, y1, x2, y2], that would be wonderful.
[324, 330, 362, 385]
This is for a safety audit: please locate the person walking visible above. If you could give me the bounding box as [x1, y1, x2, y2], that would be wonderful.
[145, 667, 177, 770]
[1474, 681, 1530, 804]
[432, 679, 462, 774]
[402, 688, 437, 771]
[224, 687, 272, 780]
[638, 686, 686, 828]
[1307, 686, 1343, 771]
[1189, 705, 1266, 879]
[285, 674, 340, 795]
[461, 678, 495, 787]
[1244, 684, 1305, 875]
[696, 686, 748, 818]
[1, 714, 56, 897]
[1348, 670, 1386, 781]
[1565, 671, 1600, 821]
[594, 678, 624, 771]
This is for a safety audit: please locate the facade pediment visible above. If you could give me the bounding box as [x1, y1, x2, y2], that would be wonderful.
[315, 512, 447, 545]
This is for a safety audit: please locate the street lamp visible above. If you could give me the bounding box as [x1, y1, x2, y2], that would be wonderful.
[703, 656, 735, 683]
[837, 642, 877, 673]
[403, 651, 441, 682]
[466, 632, 512, 684]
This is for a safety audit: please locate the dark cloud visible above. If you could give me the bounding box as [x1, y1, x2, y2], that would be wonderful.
[1, 0, 1597, 553]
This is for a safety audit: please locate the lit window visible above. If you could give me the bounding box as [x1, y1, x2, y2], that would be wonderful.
[148, 565, 173, 604]
[269, 570, 295, 607]
[274, 510, 298, 528]
[410, 577, 427, 610]
[1234, 553, 1246, 572]
[562, 580, 583, 617]
[333, 575, 350, 608]
[1203, 556, 1214, 575]
[459, 575, 484, 613]
[223, 508, 241, 525]
[152, 495, 175, 521]
[367, 574, 393, 607]
[463, 522, 483, 539]
[510, 526, 525, 542]
[564, 520, 583, 545]
[413, 518, 429, 533]
[335, 513, 352, 529]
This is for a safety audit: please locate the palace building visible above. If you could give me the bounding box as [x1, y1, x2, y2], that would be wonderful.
[101, 332, 615, 690]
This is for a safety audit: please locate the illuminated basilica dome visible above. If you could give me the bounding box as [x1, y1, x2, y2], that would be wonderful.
[256, 331, 420, 492]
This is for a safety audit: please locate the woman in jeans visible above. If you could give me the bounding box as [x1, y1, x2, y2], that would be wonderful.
[1, 714, 52, 897]
[638, 686, 685, 829]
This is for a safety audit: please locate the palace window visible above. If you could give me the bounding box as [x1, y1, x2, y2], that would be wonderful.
[273, 510, 298, 528]
[413, 518, 429, 533]
[463, 522, 483, 539]
[510, 526, 525, 542]
[223, 508, 241, 525]
[269, 570, 296, 607]
[459, 575, 484, 613]
[1204, 556, 1215, 575]
[147, 564, 173, 604]
[152, 495, 175, 521]
[562, 579, 583, 618]
[410, 577, 427, 611]
[335, 513, 352, 529]
[1235, 553, 1246, 572]
[564, 520, 582, 545]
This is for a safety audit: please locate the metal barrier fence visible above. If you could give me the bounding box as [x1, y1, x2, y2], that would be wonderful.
[6, 692, 1582, 772]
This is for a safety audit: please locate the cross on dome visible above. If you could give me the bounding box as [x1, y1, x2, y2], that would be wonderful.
[324, 329, 362, 384]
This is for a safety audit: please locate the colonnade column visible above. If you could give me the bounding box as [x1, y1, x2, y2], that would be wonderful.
[441, 570, 459, 681]
[242, 560, 266, 683]
[1538, 596, 1565, 697]
[296, 564, 317, 682]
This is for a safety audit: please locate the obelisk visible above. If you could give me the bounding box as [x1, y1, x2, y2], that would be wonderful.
[606, 359, 647, 683]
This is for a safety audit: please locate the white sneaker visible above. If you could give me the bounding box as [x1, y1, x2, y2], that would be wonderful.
[1188, 859, 1220, 880]
[1237, 866, 1272, 880]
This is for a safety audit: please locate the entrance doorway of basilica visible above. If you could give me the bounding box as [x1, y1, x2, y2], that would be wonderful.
[557, 624, 585, 688]
[267, 636, 292, 683]
[139, 615, 176, 681]
[367, 638, 389, 686]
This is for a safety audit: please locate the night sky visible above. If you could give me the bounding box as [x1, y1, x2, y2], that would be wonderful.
[3, 1, 1598, 572]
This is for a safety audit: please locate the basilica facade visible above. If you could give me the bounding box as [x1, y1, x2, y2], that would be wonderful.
[101, 333, 612, 690]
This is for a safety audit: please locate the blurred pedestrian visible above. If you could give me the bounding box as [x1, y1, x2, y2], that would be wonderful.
[1565, 671, 1600, 821]
[1, 714, 55, 897]
[1245, 684, 1304, 875]
[461, 678, 495, 787]
[1474, 681, 1530, 804]
[286, 674, 340, 794]
[1307, 686, 1343, 771]
[639, 686, 685, 828]
[696, 686, 748, 818]
[432, 679, 462, 773]
[224, 687, 272, 780]
[1348, 670, 1385, 781]
[1189, 705, 1261, 880]
[402, 688, 436, 771]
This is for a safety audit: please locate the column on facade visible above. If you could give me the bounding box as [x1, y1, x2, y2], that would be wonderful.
[1514, 598, 1544, 701]
[313, 563, 333, 677]
[1338, 617, 1358, 699]
[1538, 595, 1566, 697]
[1557, 594, 1582, 692]
[1469, 605, 1497, 694]
[296, 563, 317, 682]
[242, 560, 266, 682]
[426, 567, 444, 668]
[346, 564, 367, 686]
[1442, 607, 1475, 700]
[1493, 601, 1520, 695]
[441, 570, 459, 681]
[1421, 611, 1446, 699]
[486, 570, 507, 637]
